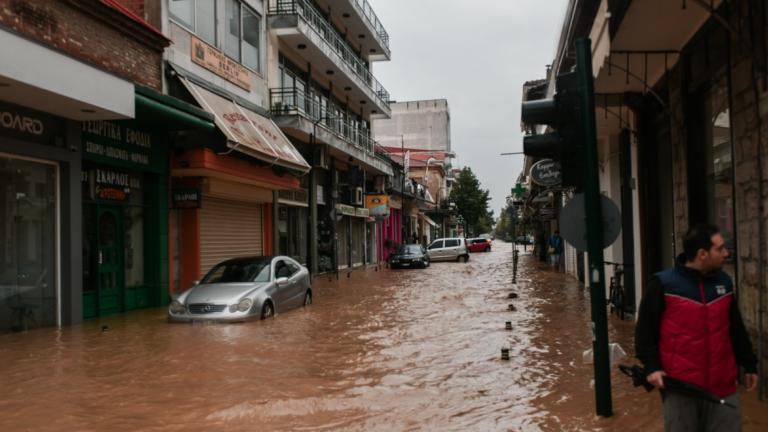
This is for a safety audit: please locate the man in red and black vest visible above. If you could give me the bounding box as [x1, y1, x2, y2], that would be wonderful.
[635, 224, 758, 431]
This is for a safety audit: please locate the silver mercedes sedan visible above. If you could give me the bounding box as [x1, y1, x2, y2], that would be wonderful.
[168, 256, 312, 322]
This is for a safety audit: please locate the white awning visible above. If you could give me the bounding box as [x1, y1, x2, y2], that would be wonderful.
[421, 214, 438, 227]
[179, 77, 310, 173]
[589, 0, 611, 78]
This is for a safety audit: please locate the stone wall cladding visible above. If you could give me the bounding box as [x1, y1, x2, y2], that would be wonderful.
[724, 0, 768, 387]
[664, 0, 768, 385]
[0, 0, 163, 89]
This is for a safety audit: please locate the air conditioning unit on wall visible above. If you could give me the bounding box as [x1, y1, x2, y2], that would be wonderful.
[313, 146, 329, 169]
[354, 187, 364, 205]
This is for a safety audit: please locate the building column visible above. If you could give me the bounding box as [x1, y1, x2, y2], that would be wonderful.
[309, 169, 318, 274]
[272, 191, 280, 256]
[330, 158, 338, 274]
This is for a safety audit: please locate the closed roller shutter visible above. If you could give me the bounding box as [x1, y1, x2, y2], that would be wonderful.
[200, 196, 263, 273]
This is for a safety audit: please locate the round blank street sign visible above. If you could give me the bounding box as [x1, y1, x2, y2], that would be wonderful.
[559, 193, 622, 251]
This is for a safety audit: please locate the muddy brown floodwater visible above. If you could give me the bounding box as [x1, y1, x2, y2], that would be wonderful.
[1, 241, 766, 431]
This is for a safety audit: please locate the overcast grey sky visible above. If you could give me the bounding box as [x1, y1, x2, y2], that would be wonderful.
[369, 0, 569, 216]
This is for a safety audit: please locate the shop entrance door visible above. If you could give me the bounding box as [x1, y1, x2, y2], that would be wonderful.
[97, 206, 124, 316]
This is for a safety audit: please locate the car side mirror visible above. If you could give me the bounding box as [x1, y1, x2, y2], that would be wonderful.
[276, 277, 289, 287]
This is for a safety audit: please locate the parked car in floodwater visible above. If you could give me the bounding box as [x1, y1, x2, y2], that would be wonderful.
[389, 244, 430, 269]
[467, 238, 492, 253]
[427, 237, 470, 262]
[168, 256, 311, 322]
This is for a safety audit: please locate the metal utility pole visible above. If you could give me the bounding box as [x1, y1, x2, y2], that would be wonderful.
[401, 135, 406, 244]
[576, 37, 612, 417]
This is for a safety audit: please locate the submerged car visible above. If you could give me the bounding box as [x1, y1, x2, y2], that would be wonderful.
[389, 244, 430, 269]
[467, 238, 492, 253]
[168, 256, 311, 322]
[427, 237, 470, 262]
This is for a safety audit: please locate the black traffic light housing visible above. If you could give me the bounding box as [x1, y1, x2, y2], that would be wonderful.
[521, 71, 584, 190]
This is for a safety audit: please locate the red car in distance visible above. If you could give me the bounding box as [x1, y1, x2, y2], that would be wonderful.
[467, 238, 492, 253]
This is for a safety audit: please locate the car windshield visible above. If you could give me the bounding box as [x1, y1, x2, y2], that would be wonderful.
[396, 245, 423, 255]
[201, 259, 271, 284]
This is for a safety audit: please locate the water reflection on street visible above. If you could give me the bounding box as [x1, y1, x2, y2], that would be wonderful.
[0, 241, 766, 431]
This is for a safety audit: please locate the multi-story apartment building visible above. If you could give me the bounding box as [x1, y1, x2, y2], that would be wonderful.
[373, 99, 452, 152]
[373, 99, 457, 243]
[140, 0, 312, 293]
[265, 0, 394, 273]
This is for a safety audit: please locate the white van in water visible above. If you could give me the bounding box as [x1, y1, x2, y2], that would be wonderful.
[426, 237, 470, 262]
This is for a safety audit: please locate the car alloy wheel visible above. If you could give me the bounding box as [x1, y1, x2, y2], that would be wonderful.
[261, 302, 274, 320]
[304, 291, 312, 306]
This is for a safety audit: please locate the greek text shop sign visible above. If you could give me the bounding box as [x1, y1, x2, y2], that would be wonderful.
[82, 121, 164, 173]
[529, 159, 562, 187]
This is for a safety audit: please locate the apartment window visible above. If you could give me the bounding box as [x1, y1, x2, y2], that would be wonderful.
[225, 0, 261, 72]
[169, 0, 216, 45]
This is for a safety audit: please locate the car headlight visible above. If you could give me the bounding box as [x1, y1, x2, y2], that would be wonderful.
[169, 300, 186, 314]
[234, 298, 252, 312]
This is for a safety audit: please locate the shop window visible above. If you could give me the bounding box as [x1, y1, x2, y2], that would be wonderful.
[124, 206, 144, 289]
[0, 156, 57, 333]
[170, 0, 216, 46]
[278, 206, 308, 264]
[704, 78, 735, 274]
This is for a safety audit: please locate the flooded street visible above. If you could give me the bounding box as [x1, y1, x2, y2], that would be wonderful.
[1, 241, 766, 431]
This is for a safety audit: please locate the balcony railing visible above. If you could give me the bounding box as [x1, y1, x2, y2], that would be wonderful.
[270, 0, 390, 108]
[351, 0, 390, 51]
[271, 87, 374, 153]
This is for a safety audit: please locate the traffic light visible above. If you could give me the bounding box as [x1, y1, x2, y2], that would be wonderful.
[521, 71, 584, 190]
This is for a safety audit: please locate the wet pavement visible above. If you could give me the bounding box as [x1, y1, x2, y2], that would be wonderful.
[0, 241, 766, 431]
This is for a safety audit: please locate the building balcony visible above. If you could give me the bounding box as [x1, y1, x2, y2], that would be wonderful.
[326, 0, 391, 61]
[268, 0, 391, 117]
[270, 87, 393, 176]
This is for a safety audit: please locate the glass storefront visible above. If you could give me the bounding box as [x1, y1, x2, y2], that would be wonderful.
[336, 218, 349, 269]
[704, 78, 735, 277]
[278, 205, 308, 264]
[0, 155, 57, 333]
[351, 218, 364, 266]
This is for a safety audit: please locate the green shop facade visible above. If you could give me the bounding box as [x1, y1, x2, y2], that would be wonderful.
[81, 88, 214, 319]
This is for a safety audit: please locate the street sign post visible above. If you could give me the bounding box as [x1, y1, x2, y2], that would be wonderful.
[559, 193, 621, 251]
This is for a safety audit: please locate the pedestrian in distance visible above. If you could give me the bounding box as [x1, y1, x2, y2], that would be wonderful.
[635, 224, 758, 432]
[548, 230, 564, 271]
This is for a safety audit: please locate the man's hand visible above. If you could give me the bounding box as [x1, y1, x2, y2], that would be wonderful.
[647, 370, 666, 389]
[745, 373, 758, 391]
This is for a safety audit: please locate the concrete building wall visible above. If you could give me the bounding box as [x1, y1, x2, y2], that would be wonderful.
[373, 99, 451, 151]
[164, 1, 269, 108]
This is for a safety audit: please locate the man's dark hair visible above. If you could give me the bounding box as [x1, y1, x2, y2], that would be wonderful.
[683, 224, 720, 261]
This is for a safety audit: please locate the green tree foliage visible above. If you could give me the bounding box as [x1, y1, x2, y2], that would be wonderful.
[494, 205, 517, 241]
[450, 167, 493, 236]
